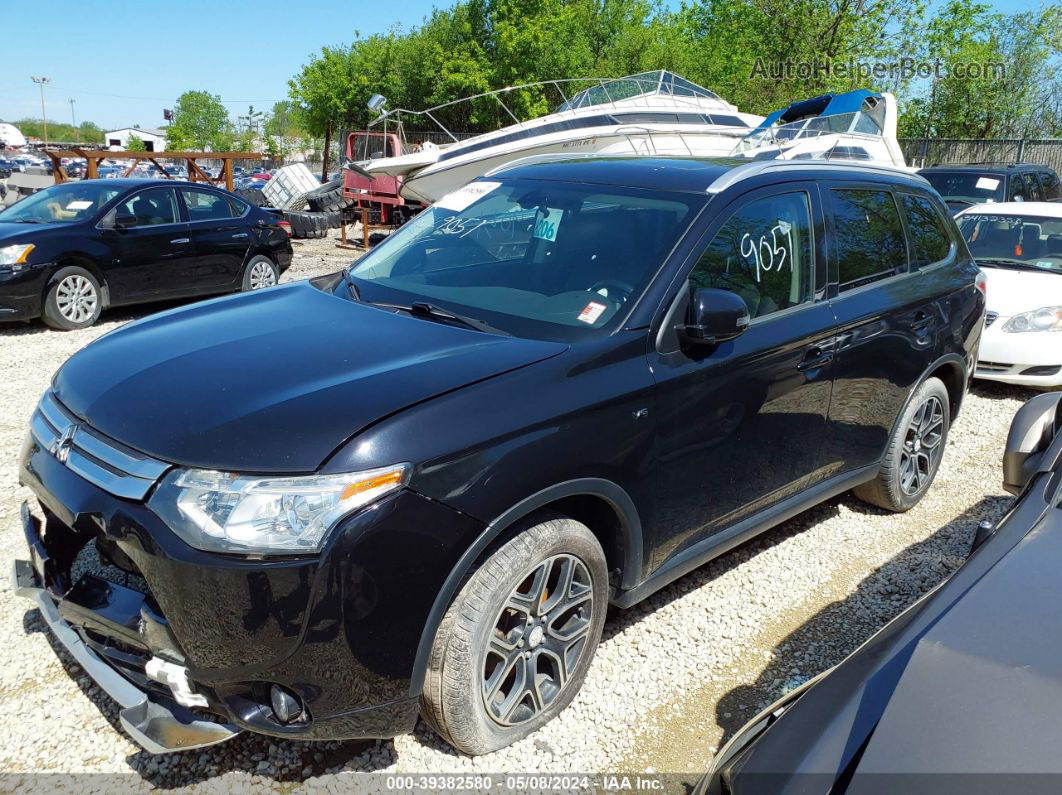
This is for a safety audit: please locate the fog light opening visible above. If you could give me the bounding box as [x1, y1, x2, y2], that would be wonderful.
[269, 684, 305, 724]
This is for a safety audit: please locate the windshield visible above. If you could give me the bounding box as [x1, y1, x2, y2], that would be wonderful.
[958, 212, 1062, 273]
[346, 178, 700, 341]
[556, 71, 720, 111]
[0, 182, 122, 224]
[923, 172, 1005, 205]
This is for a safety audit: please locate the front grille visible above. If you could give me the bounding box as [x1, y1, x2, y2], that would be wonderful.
[984, 311, 999, 328]
[30, 391, 169, 500]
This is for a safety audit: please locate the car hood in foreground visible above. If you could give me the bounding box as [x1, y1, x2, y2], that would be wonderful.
[727, 497, 1062, 792]
[54, 281, 566, 472]
[980, 265, 1062, 316]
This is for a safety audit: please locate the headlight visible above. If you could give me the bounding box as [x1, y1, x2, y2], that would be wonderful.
[148, 463, 410, 554]
[1002, 306, 1062, 333]
[0, 244, 34, 268]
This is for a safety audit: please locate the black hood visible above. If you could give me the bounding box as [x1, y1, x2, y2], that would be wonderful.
[54, 281, 566, 472]
[0, 221, 50, 242]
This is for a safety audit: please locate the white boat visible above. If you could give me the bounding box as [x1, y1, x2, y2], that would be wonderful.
[359, 71, 764, 204]
[731, 90, 908, 167]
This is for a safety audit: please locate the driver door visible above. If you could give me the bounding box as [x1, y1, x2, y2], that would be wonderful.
[101, 187, 196, 301]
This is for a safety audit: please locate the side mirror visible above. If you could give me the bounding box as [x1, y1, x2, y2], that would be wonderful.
[1002, 392, 1062, 495]
[114, 212, 139, 230]
[678, 288, 750, 347]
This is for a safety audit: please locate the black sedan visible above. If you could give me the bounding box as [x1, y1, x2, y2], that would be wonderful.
[0, 179, 292, 329]
[700, 391, 1062, 795]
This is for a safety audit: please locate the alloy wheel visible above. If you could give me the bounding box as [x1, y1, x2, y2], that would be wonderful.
[481, 554, 595, 726]
[899, 395, 945, 496]
[55, 275, 98, 323]
[248, 260, 277, 289]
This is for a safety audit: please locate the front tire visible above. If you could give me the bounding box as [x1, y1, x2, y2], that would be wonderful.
[42, 266, 101, 330]
[241, 255, 279, 291]
[421, 514, 608, 755]
[854, 376, 950, 512]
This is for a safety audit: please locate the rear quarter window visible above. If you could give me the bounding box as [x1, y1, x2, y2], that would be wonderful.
[899, 193, 953, 268]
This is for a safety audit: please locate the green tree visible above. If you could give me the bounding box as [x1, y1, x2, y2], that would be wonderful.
[165, 90, 235, 151]
[126, 133, 147, 152]
[902, 2, 1062, 138]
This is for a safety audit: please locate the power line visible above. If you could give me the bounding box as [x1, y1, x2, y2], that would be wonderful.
[43, 84, 289, 104]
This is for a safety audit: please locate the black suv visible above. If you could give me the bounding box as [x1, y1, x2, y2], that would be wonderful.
[919, 163, 1062, 213]
[13, 157, 984, 755]
[0, 179, 292, 329]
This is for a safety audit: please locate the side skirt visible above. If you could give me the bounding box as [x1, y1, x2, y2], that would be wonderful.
[611, 464, 878, 608]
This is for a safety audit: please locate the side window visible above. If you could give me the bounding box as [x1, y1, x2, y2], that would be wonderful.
[1007, 175, 1026, 202]
[829, 189, 907, 292]
[117, 188, 178, 226]
[690, 192, 814, 319]
[181, 189, 235, 222]
[1038, 169, 1061, 200]
[1024, 172, 1043, 202]
[899, 194, 952, 268]
[227, 197, 250, 217]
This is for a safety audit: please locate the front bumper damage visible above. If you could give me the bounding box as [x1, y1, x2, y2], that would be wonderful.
[13, 504, 240, 754]
[13, 391, 485, 754]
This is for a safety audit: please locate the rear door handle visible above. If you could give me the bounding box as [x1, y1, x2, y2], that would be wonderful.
[231, 233, 248, 239]
[797, 341, 835, 372]
[170, 237, 190, 244]
[911, 311, 933, 331]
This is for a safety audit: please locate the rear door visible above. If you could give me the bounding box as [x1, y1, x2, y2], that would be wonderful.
[179, 187, 252, 291]
[821, 182, 958, 473]
[649, 182, 836, 566]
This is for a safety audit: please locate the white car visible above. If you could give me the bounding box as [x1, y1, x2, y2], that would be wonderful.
[956, 202, 1062, 388]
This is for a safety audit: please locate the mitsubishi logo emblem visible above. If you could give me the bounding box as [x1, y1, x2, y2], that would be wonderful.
[51, 426, 77, 464]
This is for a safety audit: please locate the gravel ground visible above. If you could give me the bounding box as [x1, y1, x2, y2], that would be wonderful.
[0, 246, 1039, 789]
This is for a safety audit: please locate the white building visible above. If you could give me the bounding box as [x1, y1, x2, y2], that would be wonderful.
[103, 127, 168, 152]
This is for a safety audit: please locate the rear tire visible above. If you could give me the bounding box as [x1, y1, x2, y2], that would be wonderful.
[241, 255, 279, 290]
[421, 514, 607, 755]
[42, 266, 101, 330]
[854, 376, 950, 512]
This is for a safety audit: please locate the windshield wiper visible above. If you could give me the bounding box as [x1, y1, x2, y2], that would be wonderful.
[371, 301, 510, 335]
[8, 219, 41, 224]
[342, 269, 362, 301]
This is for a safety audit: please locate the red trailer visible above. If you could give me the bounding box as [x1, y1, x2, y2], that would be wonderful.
[343, 130, 422, 225]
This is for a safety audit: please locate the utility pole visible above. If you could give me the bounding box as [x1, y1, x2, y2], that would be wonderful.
[31, 76, 50, 147]
[69, 98, 79, 144]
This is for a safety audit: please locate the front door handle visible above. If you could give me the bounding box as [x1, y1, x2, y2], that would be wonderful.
[231, 233, 249, 239]
[170, 237, 190, 244]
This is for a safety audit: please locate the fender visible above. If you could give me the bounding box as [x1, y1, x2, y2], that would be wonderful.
[408, 477, 643, 696]
[881, 352, 968, 463]
[46, 257, 111, 308]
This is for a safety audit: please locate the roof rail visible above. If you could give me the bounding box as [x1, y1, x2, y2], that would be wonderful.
[705, 159, 925, 194]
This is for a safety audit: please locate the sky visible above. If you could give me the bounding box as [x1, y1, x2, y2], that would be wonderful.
[0, 0, 1046, 133]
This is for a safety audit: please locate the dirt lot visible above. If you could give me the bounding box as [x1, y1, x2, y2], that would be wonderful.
[0, 233, 1038, 789]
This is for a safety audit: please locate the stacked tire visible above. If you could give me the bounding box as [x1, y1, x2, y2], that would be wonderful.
[282, 210, 330, 239]
[235, 187, 267, 207]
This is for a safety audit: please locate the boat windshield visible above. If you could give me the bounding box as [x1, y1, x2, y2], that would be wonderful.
[557, 71, 721, 111]
[734, 107, 884, 154]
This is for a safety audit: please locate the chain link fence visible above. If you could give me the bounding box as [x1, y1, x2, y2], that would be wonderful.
[900, 138, 1062, 172]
